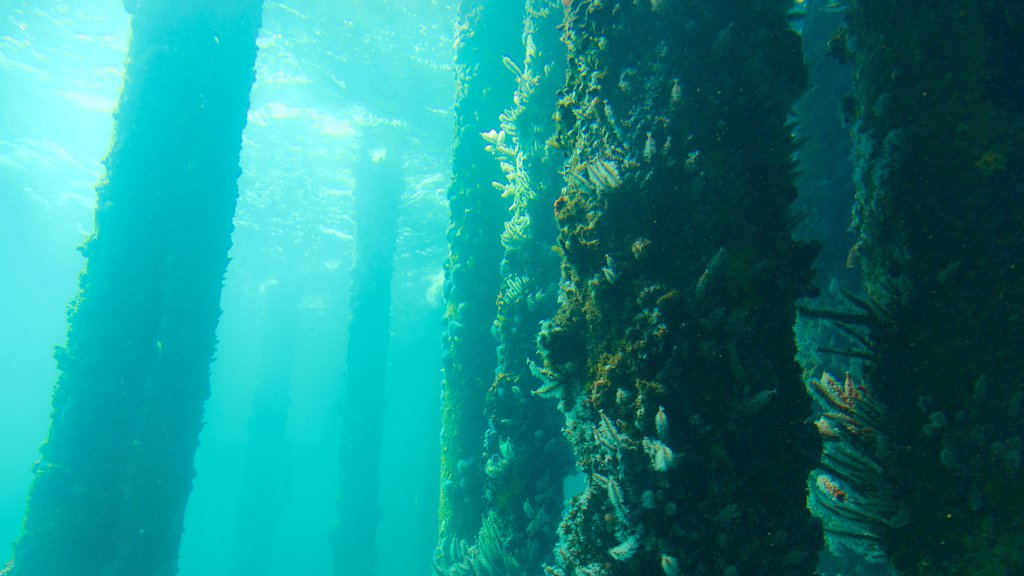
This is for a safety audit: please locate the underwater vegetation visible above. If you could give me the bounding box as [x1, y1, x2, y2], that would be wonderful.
[436, 0, 1022, 575]
[436, 1, 573, 575]
[805, 370, 895, 565]
[435, 0, 527, 559]
[2, 1, 1021, 575]
[532, 0, 822, 574]
[828, 1, 1024, 573]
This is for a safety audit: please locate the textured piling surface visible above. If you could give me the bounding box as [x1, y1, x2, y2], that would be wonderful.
[538, 1, 821, 574]
[6, 2, 264, 575]
[436, 1, 573, 574]
[436, 0, 526, 558]
[845, 1, 1024, 573]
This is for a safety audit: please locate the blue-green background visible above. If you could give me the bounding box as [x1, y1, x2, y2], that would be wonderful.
[0, 1, 454, 573]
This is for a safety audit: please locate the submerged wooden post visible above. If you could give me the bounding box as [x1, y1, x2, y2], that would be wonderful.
[231, 280, 299, 576]
[4, 1, 263, 574]
[332, 140, 403, 576]
[435, 1, 573, 574]
[812, 1, 1024, 573]
[538, 1, 822, 574]
[435, 0, 525, 562]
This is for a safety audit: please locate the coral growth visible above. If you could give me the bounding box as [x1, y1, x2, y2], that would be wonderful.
[539, 0, 821, 573]
[806, 372, 896, 564]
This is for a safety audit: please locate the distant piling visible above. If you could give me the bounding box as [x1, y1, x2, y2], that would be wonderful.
[332, 139, 403, 576]
[231, 280, 299, 576]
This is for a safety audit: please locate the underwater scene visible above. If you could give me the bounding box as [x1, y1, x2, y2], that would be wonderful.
[0, 0, 1021, 575]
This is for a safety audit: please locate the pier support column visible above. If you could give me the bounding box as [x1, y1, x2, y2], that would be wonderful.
[5, 1, 264, 574]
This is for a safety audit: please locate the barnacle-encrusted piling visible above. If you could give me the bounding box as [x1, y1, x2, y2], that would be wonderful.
[845, 1, 1024, 573]
[333, 139, 404, 576]
[4, 1, 264, 574]
[437, 1, 573, 574]
[538, 1, 821, 574]
[436, 0, 526, 563]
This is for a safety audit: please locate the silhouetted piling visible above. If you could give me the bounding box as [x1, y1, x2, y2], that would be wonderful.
[231, 280, 299, 576]
[4, 1, 264, 575]
[333, 141, 403, 576]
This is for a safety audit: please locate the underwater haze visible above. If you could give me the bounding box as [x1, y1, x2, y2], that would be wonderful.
[2, 1, 1022, 576]
[2, 1, 450, 575]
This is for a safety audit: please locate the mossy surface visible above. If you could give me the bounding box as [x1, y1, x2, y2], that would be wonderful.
[436, 0, 526, 558]
[539, 1, 821, 574]
[481, 0, 573, 570]
[6, 2, 264, 575]
[847, 1, 1024, 573]
[436, 3, 573, 574]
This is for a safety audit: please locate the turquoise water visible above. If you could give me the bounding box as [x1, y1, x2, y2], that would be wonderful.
[1, 0, 130, 562]
[1, 1, 450, 574]
[1, 1, 1021, 575]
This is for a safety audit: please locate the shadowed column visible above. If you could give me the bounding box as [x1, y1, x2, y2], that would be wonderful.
[332, 141, 403, 576]
[538, 1, 822, 574]
[823, 2, 1024, 573]
[4, 1, 264, 575]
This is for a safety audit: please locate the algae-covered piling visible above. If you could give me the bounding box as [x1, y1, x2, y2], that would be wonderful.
[435, 1, 573, 574]
[436, 0, 526, 561]
[840, 1, 1024, 572]
[6, 1, 264, 575]
[539, 1, 822, 574]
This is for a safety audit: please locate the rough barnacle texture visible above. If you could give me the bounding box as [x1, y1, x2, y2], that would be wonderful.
[4, 1, 264, 575]
[471, 0, 574, 573]
[539, 1, 820, 574]
[847, 1, 1024, 573]
[437, 0, 526, 562]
